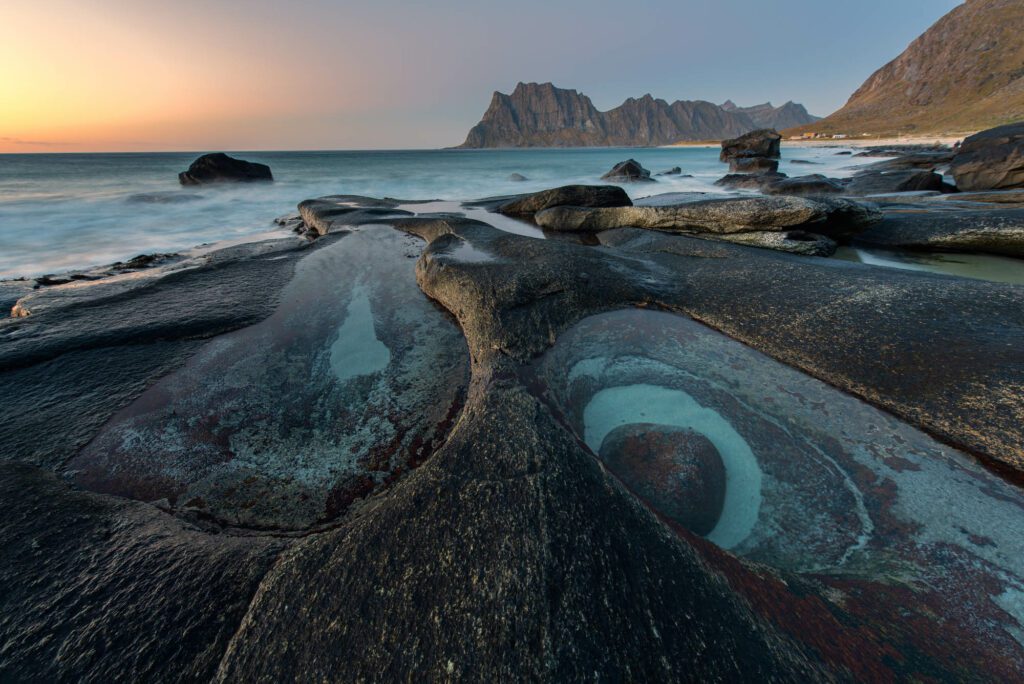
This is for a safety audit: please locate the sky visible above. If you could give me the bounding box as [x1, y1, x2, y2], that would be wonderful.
[0, 0, 963, 152]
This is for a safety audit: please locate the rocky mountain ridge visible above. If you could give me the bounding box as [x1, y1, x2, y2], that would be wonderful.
[457, 82, 818, 148]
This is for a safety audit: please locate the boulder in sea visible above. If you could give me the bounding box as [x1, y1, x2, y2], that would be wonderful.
[835, 151, 853, 155]
[508, 173, 529, 182]
[950, 123, 1024, 191]
[790, 159, 820, 165]
[656, 167, 683, 176]
[845, 170, 950, 196]
[598, 424, 726, 536]
[178, 153, 273, 185]
[719, 129, 782, 162]
[729, 157, 780, 174]
[496, 184, 632, 217]
[601, 159, 655, 183]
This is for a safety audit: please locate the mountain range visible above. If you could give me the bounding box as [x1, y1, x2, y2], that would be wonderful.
[787, 0, 1024, 137]
[456, 82, 819, 148]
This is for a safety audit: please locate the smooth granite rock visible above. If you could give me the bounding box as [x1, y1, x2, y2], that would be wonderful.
[534, 195, 880, 240]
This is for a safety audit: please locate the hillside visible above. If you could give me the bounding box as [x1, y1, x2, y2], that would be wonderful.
[787, 0, 1024, 138]
[456, 83, 817, 148]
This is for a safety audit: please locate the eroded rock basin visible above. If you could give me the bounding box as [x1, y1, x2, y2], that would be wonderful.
[529, 308, 1024, 663]
[67, 227, 470, 530]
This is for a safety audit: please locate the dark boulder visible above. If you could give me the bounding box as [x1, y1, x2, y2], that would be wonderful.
[950, 123, 1024, 191]
[729, 157, 780, 173]
[598, 424, 726, 536]
[178, 153, 273, 185]
[845, 170, 949, 196]
[656, 167, 683, 176]
[790, 159, 820, 165]
[507, 173, 529, 182]
[760, 174, 846, 196]
[714, 172, 786, 191]
[861, 151, 954, 173]
[496, 185, 633, 217]
[719, 129, 781, 161]
[835, 151, 853, 155]
[601, 159, 655, 183]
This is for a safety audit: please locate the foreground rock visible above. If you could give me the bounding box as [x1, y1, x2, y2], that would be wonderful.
[3, 197, 1024, 680]
[178, 153, 273, 185]
[950, 122, 1024, 191]
[600, 159, 655, 182]
[534, 195, 880, 241]
[494, 184, 632, 217]
[720, 129, 781, 162]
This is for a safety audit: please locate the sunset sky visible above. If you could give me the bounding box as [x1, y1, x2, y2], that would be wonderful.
[2, 0, 961, 153]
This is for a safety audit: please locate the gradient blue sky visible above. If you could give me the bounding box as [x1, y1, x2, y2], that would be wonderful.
[1, 0, 962, 151]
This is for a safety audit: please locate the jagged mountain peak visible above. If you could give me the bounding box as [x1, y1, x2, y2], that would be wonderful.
[457, 84, 817, 148]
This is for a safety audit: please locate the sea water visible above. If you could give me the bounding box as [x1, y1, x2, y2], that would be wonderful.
[0, 147, 869, 278]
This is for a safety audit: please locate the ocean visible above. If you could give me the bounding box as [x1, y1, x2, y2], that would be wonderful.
[0, 146, 870, 279]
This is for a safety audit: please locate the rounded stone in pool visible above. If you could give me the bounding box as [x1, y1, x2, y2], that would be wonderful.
[599, 423, 726, 536]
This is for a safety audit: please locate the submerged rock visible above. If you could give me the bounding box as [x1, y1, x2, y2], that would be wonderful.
[178, 153, 273, 185]
[656, 166, 682, 176]
[601, 159, 655, 183]
[495, 184, 632, 217]
[599, 424, 726, 536]
[950, 122, 1024, 191]
[508, 173, 529, 182]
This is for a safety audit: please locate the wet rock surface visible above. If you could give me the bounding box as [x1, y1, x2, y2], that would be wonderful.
[2, 189, 1024, 680]
[67, 228, 470, 530]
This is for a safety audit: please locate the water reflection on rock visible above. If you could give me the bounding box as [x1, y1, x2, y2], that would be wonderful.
[69, 227, 470, 530]
[529, 308, 1024, 651]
